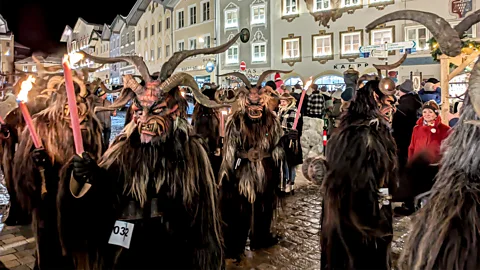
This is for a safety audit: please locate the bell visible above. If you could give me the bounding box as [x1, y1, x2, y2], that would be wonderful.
[379, 78, 396, 95]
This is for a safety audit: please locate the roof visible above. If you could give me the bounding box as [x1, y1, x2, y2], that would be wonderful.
[14, 42, 30, 50]
[60, 25, 73, 42]
[101, 24, 111, 40]
[125, 0, 150, 26]
[15, 56, 62, 65]
[111, 15, 126, 34]
[0, 14, 9, 34]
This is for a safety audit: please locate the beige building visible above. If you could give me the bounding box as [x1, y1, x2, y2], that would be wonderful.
[173, 0, 216, 86]
[15, 56, 62, 73]
[88, 24, 111, 82]
[130, 0, 174, 75]
[0, 14, 14, 79]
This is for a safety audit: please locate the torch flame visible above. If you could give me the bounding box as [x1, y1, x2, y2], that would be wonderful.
[18, 75, 36, 102]
[64, 53, 84, 67]
[221, 109, 228, 115]
[304, 76, 313, 90]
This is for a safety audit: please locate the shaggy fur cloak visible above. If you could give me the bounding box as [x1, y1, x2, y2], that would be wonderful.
[58, 118, 224, 270]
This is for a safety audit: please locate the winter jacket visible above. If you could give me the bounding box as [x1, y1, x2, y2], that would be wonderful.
[392, 92, 423, 167]
[292, 90, 308, 116]
[418, 87, 441, 104]
[278, 105, 303, 166]
[408, 116, 450, 164]
[92, 97, 113, 129]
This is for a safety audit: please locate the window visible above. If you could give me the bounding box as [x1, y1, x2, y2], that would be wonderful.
[343, 0, 360, 7]
[138, 30, 141, 41]
[151, 24, 154, 35]
[166, 45, 170, 57]
[284, 0, 298, 15]
[158, 46, 162, 59]
[126, 33, 130, 43]
[313, 35, 332, 57]
[371, 28, 392, 45]
[225, 10, 238, 28]
[251, 5, 266, 24]
[177, 10, 185, 29]
[252, 43, 267, 62]
[341, 32, 361, 54]
[144, 27, 148, 38]
[202, 1, 210, 21]
[158, 21, 162, 33]
[189, 6, 197, 25]
[226, 46, 239, 64]
[145, 51, 148, 60]
[23, 66, 28, 72]
[451, 21, 475, 38]
[315, 0, 330, 11]
[283, 38, 300, 59]
[32, 66, 37, 72]
[177, 40, 185, 51]
[405, 26, 430, 50]
[189, 38, 197, 50]
[166, 17, 171, 29]
[202, 34, 211, 48]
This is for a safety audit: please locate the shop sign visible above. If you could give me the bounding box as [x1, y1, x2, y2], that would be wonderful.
[333, 63, 369, 69]
[450, 0, 473, 18]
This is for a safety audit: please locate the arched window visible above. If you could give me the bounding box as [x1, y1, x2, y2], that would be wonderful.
[314, 75, 345, 91]
[284, 77, 303, 87]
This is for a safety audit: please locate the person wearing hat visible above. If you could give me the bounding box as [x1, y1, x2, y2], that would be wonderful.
[278, 93, 303, 194]
[418, 78, 441, 104]
[92, 87, 116, 153]
[392, 79, 423, 168]
[274, 73, 284, 94]
[340, 87, 353, 112]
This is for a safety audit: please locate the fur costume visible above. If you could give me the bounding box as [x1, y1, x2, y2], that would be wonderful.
[321, 79, 398, 270]
[398, 57, 480, 270]
[64, 30, 251, 270]
[12, 75, 103, 269]
[218, 70, 291, 259]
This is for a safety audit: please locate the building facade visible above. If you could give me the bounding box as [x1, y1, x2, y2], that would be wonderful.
[119, 18, 137, 76]
[218, 0, 272, 86]
[88, 24, 111, 82]
[110, 16, 124, 86]
[15, 56, 62, 73]
[172, 0, 216, 86]
[0, 14, 14, 80]
[129, 0, 174, 76]
[271, 0, 480, 91]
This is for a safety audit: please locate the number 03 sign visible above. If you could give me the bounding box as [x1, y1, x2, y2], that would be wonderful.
[108, 220, 135, 249]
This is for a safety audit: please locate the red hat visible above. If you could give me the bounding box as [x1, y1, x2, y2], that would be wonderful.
[274, 72, 281, 81]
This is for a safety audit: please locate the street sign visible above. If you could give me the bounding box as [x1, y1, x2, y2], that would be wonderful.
[359, 44, 385, 53]
[386, 41, 416, 51]
[371, 49, 388, 58]
[360, 40, 417, 57]
[206, 62, 215, 73]
[240, 61, 246, 71]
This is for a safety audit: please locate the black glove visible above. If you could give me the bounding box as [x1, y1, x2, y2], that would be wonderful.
[72, 152, 98, 185]
[0, 124, 10, 138]
[287, 129, 299, 140]
[31, 148, 52, 169]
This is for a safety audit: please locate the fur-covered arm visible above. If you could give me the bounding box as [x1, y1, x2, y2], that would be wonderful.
[186, 137, 224, 270]
[218, 116, 239, 184]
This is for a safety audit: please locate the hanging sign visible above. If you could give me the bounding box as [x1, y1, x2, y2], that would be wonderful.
[240, 61, 246, 71]
[450, 0, 473, 18]
[206, 62, 215, 73]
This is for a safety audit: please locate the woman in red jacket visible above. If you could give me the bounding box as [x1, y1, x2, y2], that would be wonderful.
[408, 100, 450, 163]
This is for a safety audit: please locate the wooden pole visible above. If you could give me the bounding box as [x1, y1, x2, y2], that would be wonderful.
[439, 54, 450, 125]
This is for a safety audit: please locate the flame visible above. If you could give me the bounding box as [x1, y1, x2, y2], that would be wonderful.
[221, 109, 228, 115]
[181, 91, 185, 97]
[304, 76, 313, 90]
[18, 75, 36, 102]
[64, 53, 84, 66]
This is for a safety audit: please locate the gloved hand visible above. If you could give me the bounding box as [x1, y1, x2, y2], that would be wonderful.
[31, 148, 52, 169]
[0, 124, 10, 138]
[72, 152, 98, 185]
[288, 129, 299, 140]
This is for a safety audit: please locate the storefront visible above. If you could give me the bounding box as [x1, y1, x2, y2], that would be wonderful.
[284, 76, 303, 87]
[195, 75, 211, 88]
[314, 75, 345, 91]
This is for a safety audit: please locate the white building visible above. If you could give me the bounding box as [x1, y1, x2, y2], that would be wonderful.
[271, 0, 479, 90]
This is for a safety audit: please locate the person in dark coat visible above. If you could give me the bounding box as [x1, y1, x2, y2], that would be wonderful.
[278, 93, 303, 194]
[392, 79, 423, 169]
[291, 83, 308, 116]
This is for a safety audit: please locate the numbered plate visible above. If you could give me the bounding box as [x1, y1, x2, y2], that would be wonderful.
[108, 220, 134, 249]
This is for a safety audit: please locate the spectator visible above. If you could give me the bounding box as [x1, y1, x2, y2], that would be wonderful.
[408, 100, 450, 164]
[291, 83, 308, 115]
[340, 87, 354, 112]
[92, 88, 116, 153]
[329, 89, 343, 129]
[448, 100, 463, 127]
[392, 79, 423, 169]
[418, 78, 441, 104]
[306, 84, 325, 118]
[320, 86, 333, 112]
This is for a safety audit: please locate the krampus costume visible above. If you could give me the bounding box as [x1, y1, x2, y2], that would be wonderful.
[218, 70, 292, 260]
[13, 74, 103, 269]
[65, 30, 250, 270]
[321, 78, 398, 270]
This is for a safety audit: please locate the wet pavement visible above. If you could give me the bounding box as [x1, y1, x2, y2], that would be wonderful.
[0, 113, 411, 269]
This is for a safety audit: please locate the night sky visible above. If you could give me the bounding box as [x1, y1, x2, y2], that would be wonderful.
[0, 0, 136, 55]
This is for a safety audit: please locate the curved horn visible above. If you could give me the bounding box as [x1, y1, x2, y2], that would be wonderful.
[160, 73, 229, 108]
[366, 10, 462, 57]
[79, 51, 151, 83]
[257, 70, 293, 87]
[46, 76, 64, 90]
[159, 28, 250, 82]
[455, 10, 480, 37]
[81, 64, 105, 82]
[373, 52, 408, 71]
[219, 72, 252, 89]
[123, 74, 144, 95]
[214, 88, 245, 104]
[467, 57, 480, 118]
[46, 75, 87, 98]
[94, 88, 136, 113]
